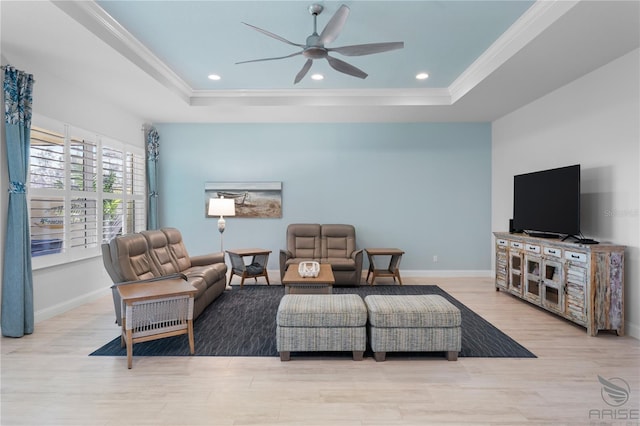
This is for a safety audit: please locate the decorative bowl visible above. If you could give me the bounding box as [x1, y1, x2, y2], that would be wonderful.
[298, 261, 320, 278]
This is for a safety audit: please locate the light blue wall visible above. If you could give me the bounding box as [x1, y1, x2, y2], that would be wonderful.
[155, 123, 491, 271]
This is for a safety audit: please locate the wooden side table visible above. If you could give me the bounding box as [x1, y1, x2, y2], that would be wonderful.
[117, 278, 197, 369]
[365, 248, 405, 285]
[226, 248, 271, 288]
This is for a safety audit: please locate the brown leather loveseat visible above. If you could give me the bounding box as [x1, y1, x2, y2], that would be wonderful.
[102, 227, 227, 325]
[279, 223, 363, 285]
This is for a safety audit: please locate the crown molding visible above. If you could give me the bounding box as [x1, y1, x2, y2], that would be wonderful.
[449, 0, 579, 104]
[52, 0, 193, 103]
[189, 88, 452, 107]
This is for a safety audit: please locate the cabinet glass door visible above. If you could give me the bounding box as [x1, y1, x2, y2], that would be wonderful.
[542, 258, 564, 313]
[525, 255, 541, 303]
[509, 252, 523, 296]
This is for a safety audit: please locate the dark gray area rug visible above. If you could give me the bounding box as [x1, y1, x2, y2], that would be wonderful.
[90, 285, 535, 359]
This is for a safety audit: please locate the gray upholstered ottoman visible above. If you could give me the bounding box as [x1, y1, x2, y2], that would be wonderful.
[276, 294, 367, 361]
[364, 295, 462, 361]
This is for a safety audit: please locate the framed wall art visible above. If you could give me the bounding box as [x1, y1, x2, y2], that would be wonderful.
[205, 182, 282, 218]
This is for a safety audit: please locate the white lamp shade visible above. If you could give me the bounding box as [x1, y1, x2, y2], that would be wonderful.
[208, 197, 236, 217]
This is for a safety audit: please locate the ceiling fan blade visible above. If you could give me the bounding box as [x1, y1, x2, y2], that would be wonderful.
[326, 55, 368, 79]
[319, 5, 350, 45]
[294, 59, 313, 84]
[241, 22, 304, 48]
[236, 51, 302, 65]
[328, 41, 404, 57]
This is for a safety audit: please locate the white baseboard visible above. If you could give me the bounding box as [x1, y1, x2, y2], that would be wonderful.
[401, 269, 492, 278]
[624, 321, 639, 340]
[35, 286, 111, 323]
[264, 269, 492, 280]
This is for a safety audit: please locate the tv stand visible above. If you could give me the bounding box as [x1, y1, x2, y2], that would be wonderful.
[493, 232, 624, 336]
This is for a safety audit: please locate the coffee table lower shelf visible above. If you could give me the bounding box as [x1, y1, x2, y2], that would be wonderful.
[285, 282, 333, 294]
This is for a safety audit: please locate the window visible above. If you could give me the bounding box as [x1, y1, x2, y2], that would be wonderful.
[28, 117, 146, 266]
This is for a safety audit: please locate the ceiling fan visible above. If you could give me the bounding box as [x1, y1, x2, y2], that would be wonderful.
[236, 4, 404, 84]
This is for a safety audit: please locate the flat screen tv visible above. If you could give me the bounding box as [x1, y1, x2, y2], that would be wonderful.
[512, 164, 580, 237]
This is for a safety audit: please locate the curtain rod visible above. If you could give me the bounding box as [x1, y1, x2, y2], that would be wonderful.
[1, 65, 36, 82]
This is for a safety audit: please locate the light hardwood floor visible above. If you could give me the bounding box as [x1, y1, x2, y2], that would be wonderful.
[2, 276, 639, 425]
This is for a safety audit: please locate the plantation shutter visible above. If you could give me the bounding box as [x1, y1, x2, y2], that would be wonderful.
[29, 127, 65, 256]
[69, 136, 98, 250]
[126, 151, 146, 233]
[102, 145, 124, 242]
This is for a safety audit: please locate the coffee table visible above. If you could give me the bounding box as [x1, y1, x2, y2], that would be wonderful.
[282, 263, 335, 294]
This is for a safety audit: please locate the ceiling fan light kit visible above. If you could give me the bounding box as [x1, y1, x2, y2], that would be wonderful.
[236, 4, 404, 84]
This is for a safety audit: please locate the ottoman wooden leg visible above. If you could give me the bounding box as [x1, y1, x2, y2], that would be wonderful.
[447, 351, 458, 361]
[279, 351, 291, 361]
[352, 351, 364, 361]
[374, 352, 386, 362]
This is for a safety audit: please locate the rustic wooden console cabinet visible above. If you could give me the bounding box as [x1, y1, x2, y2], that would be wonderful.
[493, 232, 624, 336]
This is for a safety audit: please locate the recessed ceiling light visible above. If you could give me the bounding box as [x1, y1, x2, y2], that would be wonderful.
[208, 74, 221, 81]
[416, 72, 429, 80]
[311, 74, 324, 81]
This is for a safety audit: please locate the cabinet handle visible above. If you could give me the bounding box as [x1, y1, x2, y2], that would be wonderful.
[571, 254, 579, 259]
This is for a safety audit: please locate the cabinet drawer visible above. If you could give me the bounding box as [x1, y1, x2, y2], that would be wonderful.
[525, 244, 541, 254]
[511, 241, 523, 249]
[565, 251, 587, 263]
[544, 247, 562, 258]
[497, 239, 508, 247]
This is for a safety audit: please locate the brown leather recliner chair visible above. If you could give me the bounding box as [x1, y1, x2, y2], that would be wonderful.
[279, 223, 363, 285]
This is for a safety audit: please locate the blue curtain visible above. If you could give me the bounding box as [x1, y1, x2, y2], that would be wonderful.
[2, 65, 35, 337]
[146, 126, 159, 230]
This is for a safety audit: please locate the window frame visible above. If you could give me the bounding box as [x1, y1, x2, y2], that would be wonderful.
[29, 115, 146, 270]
